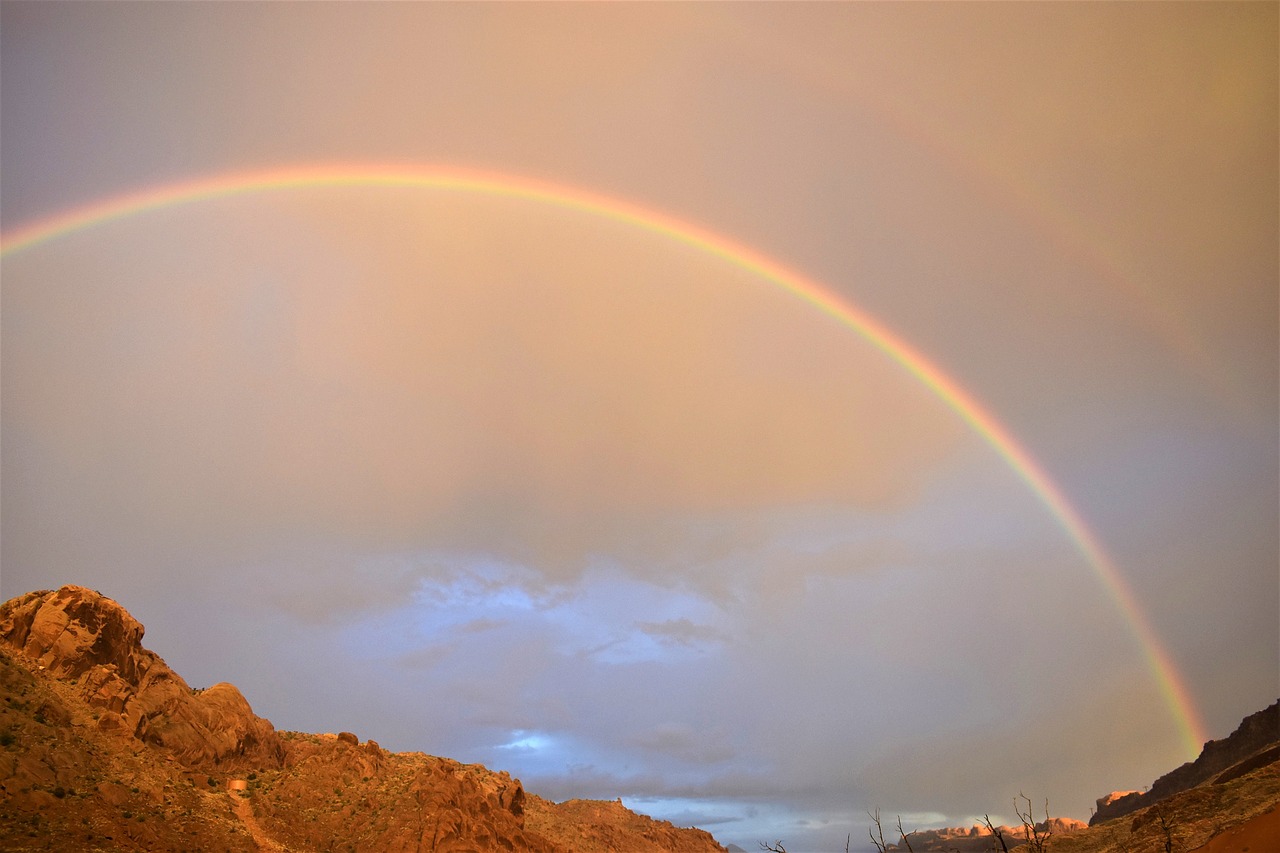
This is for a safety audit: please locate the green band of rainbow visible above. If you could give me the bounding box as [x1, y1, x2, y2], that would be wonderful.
[0, 163, 1208, 756]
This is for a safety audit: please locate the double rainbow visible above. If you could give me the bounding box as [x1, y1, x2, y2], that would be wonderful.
[0, 163, 1208, 756]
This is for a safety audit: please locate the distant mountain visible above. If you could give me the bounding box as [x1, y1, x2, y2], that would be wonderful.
[0, 585, 728, 852]
[886, 817, 1088, 851]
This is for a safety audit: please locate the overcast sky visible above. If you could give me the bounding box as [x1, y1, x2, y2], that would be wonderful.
[2, 4, 1276, 851]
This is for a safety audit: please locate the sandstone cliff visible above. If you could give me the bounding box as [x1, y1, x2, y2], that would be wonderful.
[0, 585, 726, 853]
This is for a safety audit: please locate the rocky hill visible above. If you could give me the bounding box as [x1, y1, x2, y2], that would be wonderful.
[1032, 698, 1280, 853]
[1044, 759, 1280, 853]
[0, 585, 726, 852]
[878, 703, 1279, 853]
[1090, 699, 1280, 825]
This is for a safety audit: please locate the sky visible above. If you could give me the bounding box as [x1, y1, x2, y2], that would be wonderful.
[1, 3, 1276, 851]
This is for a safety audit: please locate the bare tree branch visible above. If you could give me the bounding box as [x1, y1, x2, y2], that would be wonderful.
[896, 814, 916, 853]
[868, 809, 890, 853]
[1013, 792, 1052, 853]
[981, 814, 1009, 853]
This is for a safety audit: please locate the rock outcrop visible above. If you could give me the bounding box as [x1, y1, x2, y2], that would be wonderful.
[0, 641, 261, 850]
[0, 585, 283, 772]
[1095, 789, 1141, 813]
[1090, 699, 1280, 825]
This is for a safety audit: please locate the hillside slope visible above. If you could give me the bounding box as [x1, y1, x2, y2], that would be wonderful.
[0, 585, 725, 853]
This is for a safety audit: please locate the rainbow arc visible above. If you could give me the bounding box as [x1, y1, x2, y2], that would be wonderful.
[0, 163, 1208, 757]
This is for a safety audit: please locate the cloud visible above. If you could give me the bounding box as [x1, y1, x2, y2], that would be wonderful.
[1, 188, 964, 600]
[629, 722, 736, 765]
[457, 617, 508, 634]
[634, 618, 728, 649]
[525, 765, 791, 805]
[395, 644, 454, 671]
[648, 809, 744, 828]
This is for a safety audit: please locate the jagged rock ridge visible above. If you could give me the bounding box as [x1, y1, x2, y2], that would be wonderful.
[0, 584, 726, 852]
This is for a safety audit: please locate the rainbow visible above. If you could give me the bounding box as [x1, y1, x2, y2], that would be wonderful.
[0, 163, 1208, 755]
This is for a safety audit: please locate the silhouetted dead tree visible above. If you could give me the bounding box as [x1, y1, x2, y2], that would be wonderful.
[869, 808, 890, 852]
[897, 815, 916, 853]
[1013, 792, 1051, 853]
[868, 808, 915, 853]
[1156, 808, 1176, 853]
[980, 814, 1009, 853]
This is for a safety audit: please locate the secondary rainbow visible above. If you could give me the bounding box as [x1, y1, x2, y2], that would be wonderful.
[0, 163, 1209, 756]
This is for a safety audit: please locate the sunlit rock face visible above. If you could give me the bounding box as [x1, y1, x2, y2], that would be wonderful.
[0, 584, 284, 771]
[0, 586, 146, 681]
[1097, 791, 1141, 809]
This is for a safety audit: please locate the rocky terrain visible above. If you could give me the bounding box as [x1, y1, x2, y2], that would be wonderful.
[880, 701, 1280, 850]
[1040, 701, 1280, 853]
[885, 702, 1280, 853]
[5, 584, 1276, 853]
[0, 585, 726, 852]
